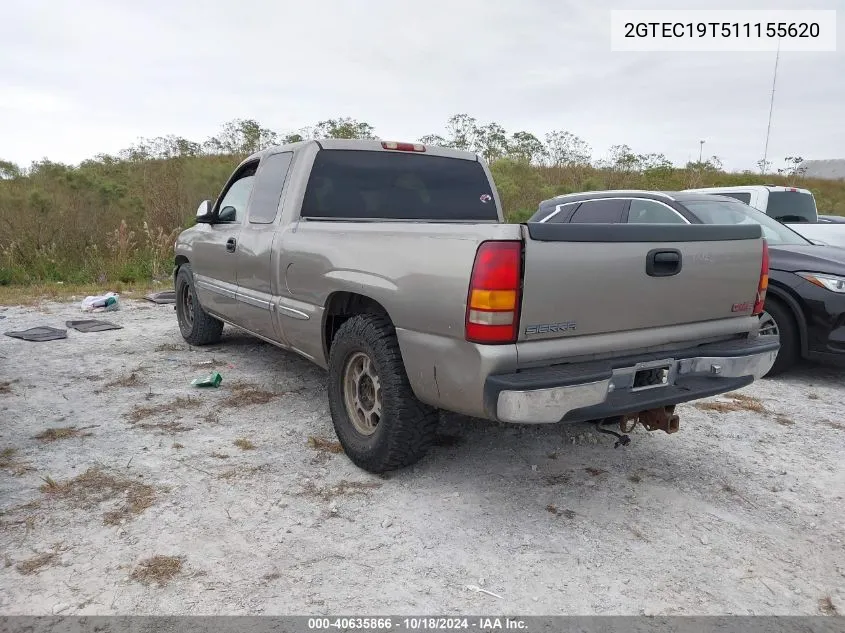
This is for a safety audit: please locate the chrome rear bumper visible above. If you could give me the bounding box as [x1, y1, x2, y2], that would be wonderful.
[487, 337, 779, 424]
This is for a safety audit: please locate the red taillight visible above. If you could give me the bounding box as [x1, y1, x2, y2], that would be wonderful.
[381, 141, 426, 152]
[753, 240, 769, 316]
[465, 241, 522, 344]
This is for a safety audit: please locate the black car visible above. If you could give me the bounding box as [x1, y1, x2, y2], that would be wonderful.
[529, 190, 845, 376]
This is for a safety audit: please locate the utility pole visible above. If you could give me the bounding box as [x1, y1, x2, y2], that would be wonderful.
[698, 140, 705, 163]
[761, 41, 781, 174]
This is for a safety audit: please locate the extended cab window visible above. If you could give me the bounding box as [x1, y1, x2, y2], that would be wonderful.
[248, 152, 293, 224]
[568, 199, 625, 223]
[301, 150, 499, 221]
[627, 199, 687, 224]
[216, 162, 257, 223]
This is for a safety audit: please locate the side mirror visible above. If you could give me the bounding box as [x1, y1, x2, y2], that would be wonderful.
[195, 200, 214, 224]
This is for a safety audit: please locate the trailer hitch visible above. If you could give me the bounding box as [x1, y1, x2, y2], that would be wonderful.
[635, 405, 680, 434]
[594, 405, 680, 447]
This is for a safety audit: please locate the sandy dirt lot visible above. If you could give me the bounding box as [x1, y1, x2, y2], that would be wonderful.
[1, 298, 843, 616]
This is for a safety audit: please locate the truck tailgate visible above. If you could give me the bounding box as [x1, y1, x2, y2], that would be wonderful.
[519, 223, 764, 343]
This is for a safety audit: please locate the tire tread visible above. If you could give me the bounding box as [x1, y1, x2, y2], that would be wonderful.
[328, 314, 438, 473]
[176, 264, 224, 346]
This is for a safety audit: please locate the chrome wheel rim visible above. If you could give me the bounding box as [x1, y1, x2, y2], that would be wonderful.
[759, 310, 779, 338]
[342, 351, 382, 436]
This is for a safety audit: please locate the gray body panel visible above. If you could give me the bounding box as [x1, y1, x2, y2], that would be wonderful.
[176, 144, 769, 421]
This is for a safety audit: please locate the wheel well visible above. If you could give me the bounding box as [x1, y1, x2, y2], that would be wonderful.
[765, 287, 806, 352]
[174, 255, 189, 279]
[323, 292, 391, 357]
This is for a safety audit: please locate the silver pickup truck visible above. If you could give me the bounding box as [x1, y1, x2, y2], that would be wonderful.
[174, 139, 778, 473]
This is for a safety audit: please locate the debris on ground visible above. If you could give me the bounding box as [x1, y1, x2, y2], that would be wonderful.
[4, 326, 67, 342]
[466, 584, 504, 599]
[308, 436, 344, 453]
[129, 555, 184, 586]
[38, 467, 157, 525]
[15, 547, 62, 576]
[33, 427, 93, 442]
[191, 372, 223, 388]
[143, 291, 176, 305]
[81, 292, 120, 313]
[65, 319, 122, 333]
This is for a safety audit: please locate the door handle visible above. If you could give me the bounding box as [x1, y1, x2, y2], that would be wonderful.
[646, 248, 682, 277]
[226, 238, 237, 253]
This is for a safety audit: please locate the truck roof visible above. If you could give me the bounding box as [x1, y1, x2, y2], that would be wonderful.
[683, 185, 813, 195]
[538, 189, 736, 212]
[240, 139, 481, 165]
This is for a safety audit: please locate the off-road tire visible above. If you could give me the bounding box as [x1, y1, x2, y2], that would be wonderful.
[175, 264, 224, 346]
[762, 297, 799, 377]
[328, 314, 439, 473]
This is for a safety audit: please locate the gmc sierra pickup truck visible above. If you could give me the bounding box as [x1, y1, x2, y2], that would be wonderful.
[174, 140, 778, 473]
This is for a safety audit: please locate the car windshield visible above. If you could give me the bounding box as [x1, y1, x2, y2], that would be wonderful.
[683, 198, 812, 246]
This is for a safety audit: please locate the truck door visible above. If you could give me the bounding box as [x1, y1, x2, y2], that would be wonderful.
[191, 161, 257, 321]
[235, 151, 294, 343]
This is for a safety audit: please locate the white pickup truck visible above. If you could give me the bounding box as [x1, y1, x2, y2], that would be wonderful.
[684, 185, 845, 248]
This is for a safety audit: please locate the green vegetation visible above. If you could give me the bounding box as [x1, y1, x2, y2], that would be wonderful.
[1, 114, 843, 286]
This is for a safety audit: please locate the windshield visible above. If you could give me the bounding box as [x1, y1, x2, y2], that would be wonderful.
[683, 199, 812, 246]
[766, 191, 817, 223]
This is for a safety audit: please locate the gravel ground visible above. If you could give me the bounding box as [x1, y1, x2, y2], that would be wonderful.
[1, 298, 844, 616]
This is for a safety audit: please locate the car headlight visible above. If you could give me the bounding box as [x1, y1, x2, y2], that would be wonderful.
[797, 272, 845, 293]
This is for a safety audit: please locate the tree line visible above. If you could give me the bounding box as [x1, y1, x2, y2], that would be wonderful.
[0, 115, 841, 287]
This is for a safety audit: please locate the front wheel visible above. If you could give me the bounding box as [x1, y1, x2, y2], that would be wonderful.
[759, 299, 799, 376]
[175, 264, 224, 346]
[327, 314, 439, 473]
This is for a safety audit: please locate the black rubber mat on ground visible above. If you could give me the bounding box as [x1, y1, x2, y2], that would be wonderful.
[65, 319, 123, 333]
[4, 326, 68, 342]
[144, 290, 176, 304]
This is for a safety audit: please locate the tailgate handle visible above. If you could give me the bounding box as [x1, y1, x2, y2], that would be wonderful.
[646, 249, 682, 277]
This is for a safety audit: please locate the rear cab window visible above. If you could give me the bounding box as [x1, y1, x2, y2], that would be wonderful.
[301, 150, 499, 221]
[766, 190, 817, 223]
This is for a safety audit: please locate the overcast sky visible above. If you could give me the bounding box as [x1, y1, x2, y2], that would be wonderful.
[1, 0, 842, 171]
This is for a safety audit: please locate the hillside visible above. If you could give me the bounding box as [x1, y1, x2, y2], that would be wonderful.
[1, 115, 844, 286]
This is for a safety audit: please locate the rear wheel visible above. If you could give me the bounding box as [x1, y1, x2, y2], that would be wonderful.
[175, 264, 224, 346]
[759, 298, 799, 376]
[327, 314, 439, 473]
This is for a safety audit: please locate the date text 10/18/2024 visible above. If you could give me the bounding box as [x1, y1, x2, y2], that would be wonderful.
[307, 617, 529, 631]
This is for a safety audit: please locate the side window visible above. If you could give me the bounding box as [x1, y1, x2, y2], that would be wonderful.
[544, 202, 579, 223]
[627, 199, 687, 224]
[215, 162, 258, 223]
[569, 199, 625, 223]
[719, 192, 752, 204]
[248, 152, 293, 224]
